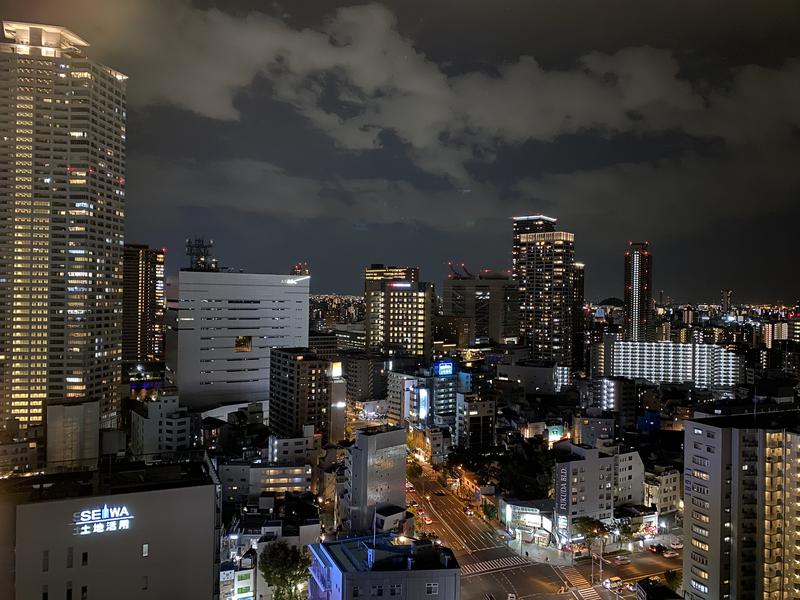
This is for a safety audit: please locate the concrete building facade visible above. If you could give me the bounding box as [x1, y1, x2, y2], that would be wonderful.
[165, 270, 309, 409]
[344, 426, 406, 533]
[0, 457, 220, 600]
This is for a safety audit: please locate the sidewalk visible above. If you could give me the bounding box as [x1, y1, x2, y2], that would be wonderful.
[507, 537, 574, 566]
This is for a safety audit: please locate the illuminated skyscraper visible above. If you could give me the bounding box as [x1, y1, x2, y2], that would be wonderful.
[623, 242, 653, 342]
[365, 280, 434, 361]
[512, 215, 577, 365]
[363, 264, 431, 360]
[0, 22, 127, 428]
[122, 244, 165, 362]
[363, 264, 419, 288]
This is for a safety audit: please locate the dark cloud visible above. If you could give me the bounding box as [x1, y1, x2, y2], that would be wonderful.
[7, 0, 800, 301]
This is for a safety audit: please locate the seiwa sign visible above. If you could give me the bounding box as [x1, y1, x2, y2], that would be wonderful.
[72, 504, 134, 536]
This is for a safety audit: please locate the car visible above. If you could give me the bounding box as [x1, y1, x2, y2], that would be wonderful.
[648, 576, 662, 584]
[423, 516, 433, 525]
[613, 555, 631, 565]
[463, 505, 474, 515]
[435, 491, 446, 496]
[602, 577, 623, 590]
[410, 500, 419, 507]
[662, 549, 680, 558]
[648, 543, 667, 553]
[625, 582, 637, 592]
[670, 539, 684, 549]
[507, 595, 517, 600]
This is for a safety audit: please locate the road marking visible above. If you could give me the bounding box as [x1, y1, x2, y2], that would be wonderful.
[460, 555, 530, 577]
[557, 565, 593, 589]
[576, 588, 602, 600]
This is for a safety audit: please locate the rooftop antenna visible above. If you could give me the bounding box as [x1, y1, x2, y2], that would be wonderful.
[185, 238, 218, 272]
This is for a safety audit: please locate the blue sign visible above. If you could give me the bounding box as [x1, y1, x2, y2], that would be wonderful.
[434, 360, 455, 377]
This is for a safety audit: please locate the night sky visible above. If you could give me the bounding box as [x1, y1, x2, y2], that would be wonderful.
[8, 0, 800, 302]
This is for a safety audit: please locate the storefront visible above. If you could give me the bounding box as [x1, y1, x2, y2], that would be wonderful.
[499, 498, 554, 546]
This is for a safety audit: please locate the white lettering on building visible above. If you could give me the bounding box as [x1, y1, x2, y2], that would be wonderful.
[72, 504, 134, 536]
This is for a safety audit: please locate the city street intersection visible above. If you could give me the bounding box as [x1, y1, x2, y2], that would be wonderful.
[408, 473, 681, 600]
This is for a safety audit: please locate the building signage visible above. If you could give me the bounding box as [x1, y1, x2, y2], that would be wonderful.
[433, 360, 454, 377]
[72, 504, 134, 536]
[556, 465, 569, 517]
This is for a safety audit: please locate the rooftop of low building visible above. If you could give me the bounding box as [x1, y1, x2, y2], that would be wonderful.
[312, 533, 459, 574]
[0, 452, 215, 504]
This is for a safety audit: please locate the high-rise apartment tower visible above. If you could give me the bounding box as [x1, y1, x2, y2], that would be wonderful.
[0, 22, 127, 427]
[122, 244, 165, 362]
[623, 242, 653, 342]
[512, 215, 577, 365]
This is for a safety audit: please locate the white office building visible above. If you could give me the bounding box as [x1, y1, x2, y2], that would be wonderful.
[386, 371, 415, 426]
[344, 426, 406, 533]
[0, 457, 220, 600]
[608, 341, 742, 395]
[165, 270, 309, 410]
[644, 467, 681, 516]
[219, 461, 313, 503]
[130, 393, 195, 461]
[552, 440, 615, 545]
[597, 442, 645, 507]
[266, 424, 321, 465]
[308, 534, 460, 600]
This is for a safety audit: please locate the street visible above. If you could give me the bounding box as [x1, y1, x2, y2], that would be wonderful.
[408, 472, 682, 600]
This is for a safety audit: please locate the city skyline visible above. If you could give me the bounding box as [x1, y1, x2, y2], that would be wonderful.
[3, 9, 800, 600]
[6, 1, 800, 303]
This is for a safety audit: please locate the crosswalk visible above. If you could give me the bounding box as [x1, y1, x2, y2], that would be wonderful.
[460, 555, 530, 577]
[576, 587, 602, 600]
[558, 565, 593, 589]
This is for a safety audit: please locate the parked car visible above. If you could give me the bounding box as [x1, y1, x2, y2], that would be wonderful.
[507, 595, 516, 600]
[613, 555, 631, 565]
[625, 582, 637, 592]
[662, 549, 680, 558]
[648, 543, 667, 553]
[603, 577, 623, 590]
[670, 539, 684, 549]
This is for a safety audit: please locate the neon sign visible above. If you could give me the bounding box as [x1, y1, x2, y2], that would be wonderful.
[433, 360, 454, 376]
[73, 504, 134, 536]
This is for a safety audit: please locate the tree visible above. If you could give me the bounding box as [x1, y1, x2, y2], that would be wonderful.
[407, 461, 423, 479]
[572, 517, 610, 554]
[664, 569, 682, 592]
[482, 503, 498, 520]
[258, 541, 311, 600]
[617, 523, 634, 544]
